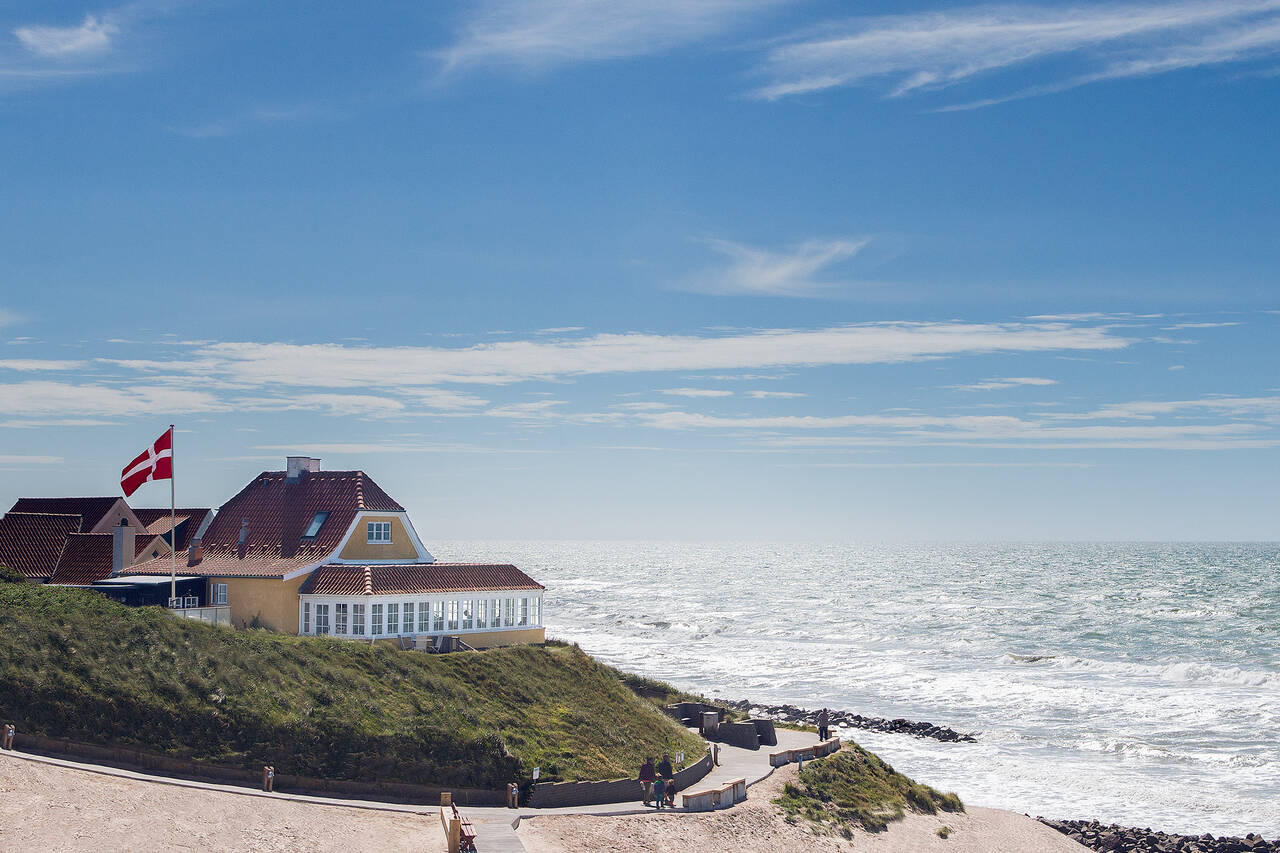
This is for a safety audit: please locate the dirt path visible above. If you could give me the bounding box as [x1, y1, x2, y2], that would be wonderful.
[516, 762, 1089, 853]
[0, 754, 446, 853]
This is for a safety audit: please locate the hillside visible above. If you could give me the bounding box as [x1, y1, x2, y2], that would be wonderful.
[0, 577, 703, 788]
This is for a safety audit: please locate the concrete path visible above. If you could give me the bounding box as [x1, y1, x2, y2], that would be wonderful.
[1, 726, 826, 853]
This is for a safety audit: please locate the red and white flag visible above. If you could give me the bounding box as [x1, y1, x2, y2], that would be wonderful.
[121, 428, 173, 497]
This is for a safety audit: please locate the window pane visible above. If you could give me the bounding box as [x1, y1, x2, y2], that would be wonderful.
[387, 602, 399, 634]
[303, 511, 328, 538]
[316, 604, 330, 635]
[462, 600, 473, 630]
[303, 602, 310, 633]
[432, 601, 444, 632]
[476, 600, 487, 630]
[335, 603, 348, 634]
[519, 597, 529, 626]
[371, 604, 383, 635]
[403, 603, 414, 634]
[418, 603, 429, 632]
[353, 603, 365, 635]
[447, 601, 458, 631]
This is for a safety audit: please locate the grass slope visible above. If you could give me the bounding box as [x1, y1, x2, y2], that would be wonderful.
[0, 580, 703, 788]
[774, 745, 964, 835]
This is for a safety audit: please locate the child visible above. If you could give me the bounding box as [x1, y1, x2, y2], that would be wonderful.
[664, 782, 677, 809]
[653, 777, 667, 810]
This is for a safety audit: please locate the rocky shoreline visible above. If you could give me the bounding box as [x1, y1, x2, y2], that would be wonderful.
[721, 698, 978, 743]
[1038, 819, 1279, 853]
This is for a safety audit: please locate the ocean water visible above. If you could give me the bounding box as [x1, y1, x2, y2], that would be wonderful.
[435, 541, 1280, 836]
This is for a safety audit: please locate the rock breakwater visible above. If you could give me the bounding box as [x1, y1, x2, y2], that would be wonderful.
[722, 699, 978, 743]
[1038, 819, 1280, 853]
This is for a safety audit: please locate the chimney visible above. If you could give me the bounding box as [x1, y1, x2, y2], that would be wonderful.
[237, 517, 249, 559]
[286, 456, 322, 482]
[111, 520, 135, 576]
[187, 538, 204, 567]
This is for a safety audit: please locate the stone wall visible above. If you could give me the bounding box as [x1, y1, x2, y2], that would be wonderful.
[717, 720, 761, 750]
[528, 750, 713, 808]
[7, 732, 506, 806]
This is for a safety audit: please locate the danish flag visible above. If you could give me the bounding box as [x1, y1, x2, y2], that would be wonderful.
[121, 428, 173, 497]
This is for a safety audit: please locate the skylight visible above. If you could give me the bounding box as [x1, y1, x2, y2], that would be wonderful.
[302, 511, 329, 539]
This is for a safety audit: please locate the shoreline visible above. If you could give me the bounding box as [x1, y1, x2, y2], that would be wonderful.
[713, 695, 1279, 853]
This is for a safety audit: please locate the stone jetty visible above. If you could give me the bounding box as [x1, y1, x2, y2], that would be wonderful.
[1039, 819, 1280, 853]
[722, 698, 978, 743]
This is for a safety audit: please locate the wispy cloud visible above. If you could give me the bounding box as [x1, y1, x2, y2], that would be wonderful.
[662, 387, 734, 398]
[747, 389, 805, 398]
[0, 309, 27, 328]
[951, 376, 1058, 391]
[686, 237, 868, 297]
[170, 104, 325, 139]
[436, 0, 782, 75]
[14, 14, 117, 57]
[752, 0, 1280, 106]
[0, 359, 88, 371]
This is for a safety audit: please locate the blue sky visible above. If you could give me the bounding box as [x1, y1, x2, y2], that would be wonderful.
[1, 0, 1278, 540]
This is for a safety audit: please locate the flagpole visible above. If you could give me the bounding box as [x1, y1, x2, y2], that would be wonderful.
[170, 423, 176, 605]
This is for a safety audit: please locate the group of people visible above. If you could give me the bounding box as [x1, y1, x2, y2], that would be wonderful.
[638, 754, 677, 808]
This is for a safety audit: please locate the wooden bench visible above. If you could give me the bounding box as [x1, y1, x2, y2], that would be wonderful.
[714, 778, 746, 809]
[440, 797, 477, 853]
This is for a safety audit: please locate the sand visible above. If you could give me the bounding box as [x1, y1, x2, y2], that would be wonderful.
[516, 763, 1089, 853]
[0, 754, 446, 853]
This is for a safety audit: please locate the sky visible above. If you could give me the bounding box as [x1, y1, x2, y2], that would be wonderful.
[1, 0, 1278, 541]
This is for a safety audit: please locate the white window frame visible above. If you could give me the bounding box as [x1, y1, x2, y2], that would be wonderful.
[303, 602, 311, 634]
[371, 603, 383, 635]
[432, 601, 444, 632]
[403, 602, 414, 634]
[212, 583, 228, 605]
[447, 601, 459, 631]
[476, 599, 487, 630]
[315, 603, 330, 635]
[418, 603, 429, 633]
[335, 602, 348, 635]
[519, 597, 529, 627]
[352, 603, 366, 635]
[387, 602, 399, 635]
[366, 521, 392, 544]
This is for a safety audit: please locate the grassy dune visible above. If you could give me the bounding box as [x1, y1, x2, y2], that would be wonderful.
[775, 745, 965, 834]
[0, 577, 703, 788]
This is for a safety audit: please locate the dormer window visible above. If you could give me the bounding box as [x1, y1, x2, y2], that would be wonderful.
[302, 511, 329, 539]
[367, 521, 392, 544]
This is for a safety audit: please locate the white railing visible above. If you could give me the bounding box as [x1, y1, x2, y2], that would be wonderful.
[166, 605, 232, 627]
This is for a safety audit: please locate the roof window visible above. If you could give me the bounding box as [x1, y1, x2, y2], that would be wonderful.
[302, 511, 329, 539]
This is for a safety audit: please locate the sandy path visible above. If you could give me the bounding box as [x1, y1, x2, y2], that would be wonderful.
[0, 754, 446, 853]
[516, 763, 1088, 853]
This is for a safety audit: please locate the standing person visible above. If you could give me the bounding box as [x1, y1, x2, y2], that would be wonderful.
[639, 757, 656, 806]
[653, 775, 667, 810]
[657, 753, 674, 782]
[817, 708, 830, 741]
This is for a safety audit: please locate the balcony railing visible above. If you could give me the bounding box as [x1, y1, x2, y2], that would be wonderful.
[166, 604, 232, 627]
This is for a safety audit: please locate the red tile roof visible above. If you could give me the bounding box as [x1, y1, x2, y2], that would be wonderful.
[128, 469, 403, 579]
[9, 497, 121, 532]
[132, 508, 213, 552]
[48, 533, 116, 586]
[298, 563, 544, 596]
[0, 512, 83, 580]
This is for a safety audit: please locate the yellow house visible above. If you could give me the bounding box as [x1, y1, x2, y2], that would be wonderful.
[123, 456, 545, 647]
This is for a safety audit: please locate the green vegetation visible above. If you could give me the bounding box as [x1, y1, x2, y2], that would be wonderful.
[937, 825, 952, 839]
[0, 580, 703, 788]
[774, 745, 964, 835]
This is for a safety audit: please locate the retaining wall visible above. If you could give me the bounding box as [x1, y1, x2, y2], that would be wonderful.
[717, 720, 761, 750]
[528, 750, 713, 808]
[5, 732, 506, 806]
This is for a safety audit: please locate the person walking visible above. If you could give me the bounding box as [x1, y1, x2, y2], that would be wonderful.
[653, 775, 667, 810]
[657, 753, 674, 782]
[639, 757, 656, 806]
[817, 708, 830, 741]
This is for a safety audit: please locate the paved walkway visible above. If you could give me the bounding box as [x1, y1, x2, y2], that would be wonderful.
[1, 726, 825, 853]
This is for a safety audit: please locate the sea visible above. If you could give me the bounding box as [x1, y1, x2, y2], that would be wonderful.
[435, 541, 1279, 837]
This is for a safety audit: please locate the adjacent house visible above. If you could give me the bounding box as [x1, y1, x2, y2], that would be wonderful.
[0, 497, 212, 586]
[122, 456, 545, 648]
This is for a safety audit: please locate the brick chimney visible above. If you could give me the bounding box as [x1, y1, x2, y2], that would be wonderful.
[237, 517, 249, 559]
[111, 520, 135, 576]
[187, 538, 204, 567]
[286, 456, 321, 482]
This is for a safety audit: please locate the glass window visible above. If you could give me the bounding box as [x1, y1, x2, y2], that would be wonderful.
[491, 598, 501, 628]
[302, 511, 329, 539]
[519, 598, 529, 626]
[476, 599, 487, 630]
[503, 598, 514, 627]
[418, 602, 429, 632]
[335, 602, 348, 634]
[212, 583, 228, 605]
[353, 603, 366, 635]
[403, 603, 414, 634]
[432, 601, 444, 632]
[447, 601, 459, 631]
[366, 521, 392, 544]
[462, 600, 474, 630]
[315, 604, 330, 635]
[533, 596, 541, 625]
[387, 602, 399, 635]
[303, 602, 310, 634]
[371, 603, 383, 635]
